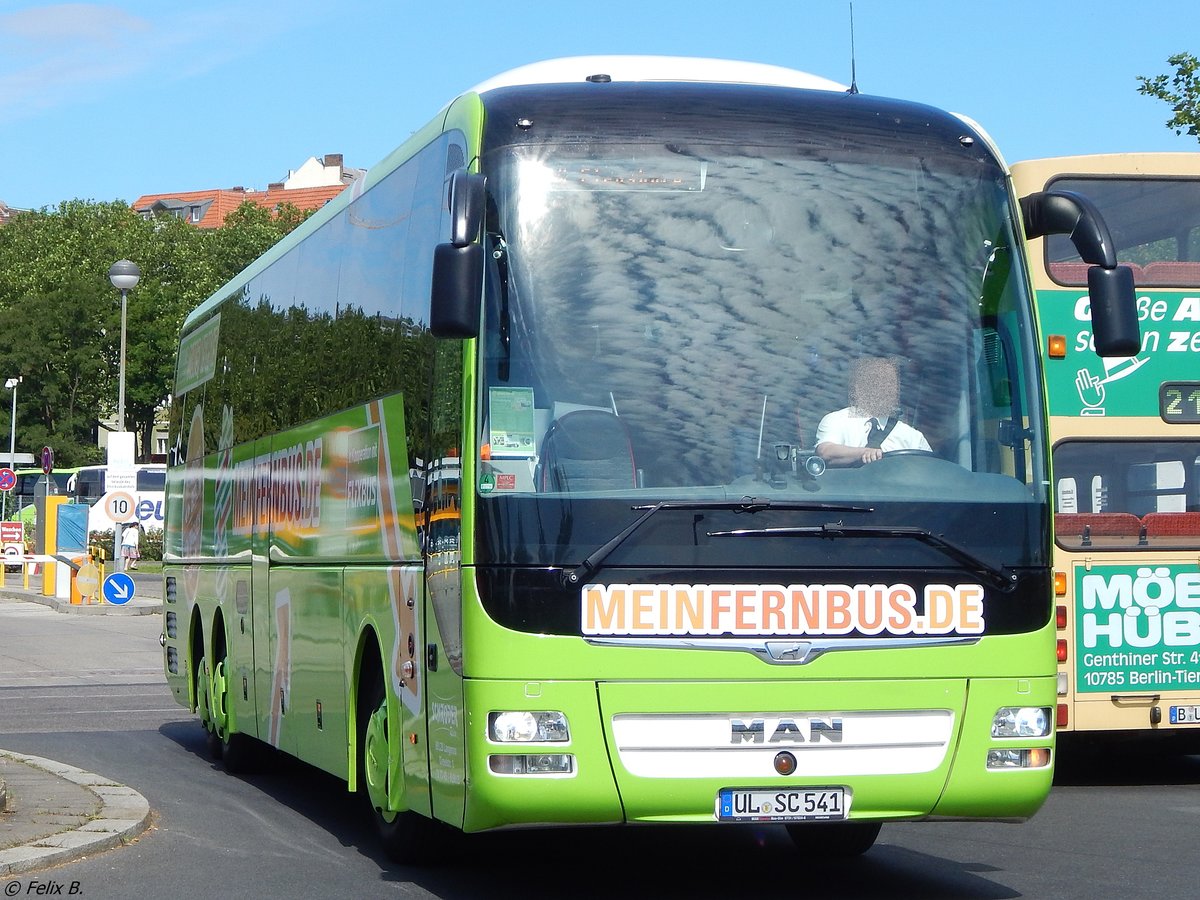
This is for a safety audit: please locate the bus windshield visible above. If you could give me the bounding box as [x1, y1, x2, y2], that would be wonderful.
[1054, 439, 1200, 550]
[478, 117, 1045, 567]
[1044, 175, 1200, 284]
[71, 465, 167, 506]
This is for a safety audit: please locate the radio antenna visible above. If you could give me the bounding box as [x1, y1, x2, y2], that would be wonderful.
[847, 2, 860, 95]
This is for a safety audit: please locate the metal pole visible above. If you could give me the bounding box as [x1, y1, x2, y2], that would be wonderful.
[4, 379, 15, 522]
[108, 260, 138, 575]
[117, 288, 127, 433]
[112, 289, 129, 571]
[114, 289, 128, 571]
[8, 382, 14, 467]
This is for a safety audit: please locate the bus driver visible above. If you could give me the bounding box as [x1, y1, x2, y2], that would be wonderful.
[815, 357, 931, 466]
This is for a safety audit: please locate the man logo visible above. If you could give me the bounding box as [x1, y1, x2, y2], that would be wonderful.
[730, 717, 843, 744]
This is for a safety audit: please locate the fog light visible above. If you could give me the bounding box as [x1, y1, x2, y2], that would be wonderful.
[489, 753, 574, 775]
[992, 707, 1051, 738]
[488, 711, 569, 743]
[987, 747, 1052, 770]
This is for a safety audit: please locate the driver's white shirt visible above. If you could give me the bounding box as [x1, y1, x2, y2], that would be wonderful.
[814, 407, 931, 453]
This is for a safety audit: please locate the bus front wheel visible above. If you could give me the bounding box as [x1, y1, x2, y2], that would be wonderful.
[359, 673, 447, 865]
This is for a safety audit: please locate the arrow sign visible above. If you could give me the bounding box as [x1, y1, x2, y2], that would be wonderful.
[102, 572, 136, 605]
[0, 467, 14, 492]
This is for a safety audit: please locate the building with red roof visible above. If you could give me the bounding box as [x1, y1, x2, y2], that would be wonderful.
[131, 153, 363, 228]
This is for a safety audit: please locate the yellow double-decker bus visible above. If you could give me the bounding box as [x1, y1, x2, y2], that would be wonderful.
[1012, 153, 1200, 746]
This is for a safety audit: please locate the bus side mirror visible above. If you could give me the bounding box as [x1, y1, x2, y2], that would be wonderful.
[431, 243, 483, 338]
[431, 169, 486, 338]
[1020, 189, 1139, 358]
[1087, 264, 1140, 357]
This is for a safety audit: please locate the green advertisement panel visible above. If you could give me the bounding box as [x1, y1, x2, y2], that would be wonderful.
[1075, 562, 1200, 693]
[1038, 288, 1200, 418]
[166, 393, 420, 565]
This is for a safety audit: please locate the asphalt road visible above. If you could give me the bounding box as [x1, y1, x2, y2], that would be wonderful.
[3, 596, 1200, 899]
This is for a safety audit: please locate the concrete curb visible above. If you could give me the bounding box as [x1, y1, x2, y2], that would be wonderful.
[0, 589, 160, 616]
[0, 751, 151, 876]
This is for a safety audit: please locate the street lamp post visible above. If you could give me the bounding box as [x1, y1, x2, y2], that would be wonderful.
[3, 376, 18, 522]
[108, 260, 140, 433]
[108, 260, 140, 572]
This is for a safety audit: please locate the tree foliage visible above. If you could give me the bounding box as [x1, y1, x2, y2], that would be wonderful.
[1137, 52, 1200, 139]
[0, 200, 312, 465]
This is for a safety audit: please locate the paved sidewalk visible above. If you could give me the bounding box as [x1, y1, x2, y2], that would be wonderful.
[0, 580, 162, 616]
[0, 750, 151, 876]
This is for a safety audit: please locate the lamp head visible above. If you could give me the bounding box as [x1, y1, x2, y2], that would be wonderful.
[108, 259, 141, 291]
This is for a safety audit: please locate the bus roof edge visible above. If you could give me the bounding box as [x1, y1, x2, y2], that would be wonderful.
[468, 56, 847, 95]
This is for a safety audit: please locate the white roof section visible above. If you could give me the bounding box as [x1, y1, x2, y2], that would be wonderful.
[951, 111, 1008, 172]
[469, 56, 847, 95]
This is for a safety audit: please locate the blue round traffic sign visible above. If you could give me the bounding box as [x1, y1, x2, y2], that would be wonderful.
[0, 467, 14, 492]
[102, 572, 136, 605]
[41, 445, 53, 475]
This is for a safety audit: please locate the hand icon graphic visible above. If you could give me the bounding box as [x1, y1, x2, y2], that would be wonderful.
[1075, 368, 1105, 409]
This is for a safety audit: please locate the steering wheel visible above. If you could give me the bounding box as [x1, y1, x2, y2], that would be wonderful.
[881, 449, 936, 458]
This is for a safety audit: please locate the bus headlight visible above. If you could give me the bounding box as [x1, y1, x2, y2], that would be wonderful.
[991, 706, 1051, 738]
[488, 711, 570, 743]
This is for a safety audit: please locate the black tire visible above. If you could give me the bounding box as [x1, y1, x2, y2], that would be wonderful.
[211, 654, 261, 773]
[787, 821, 882, 858]
[359, 669, 449, 865]
[195, 654, 222, 760]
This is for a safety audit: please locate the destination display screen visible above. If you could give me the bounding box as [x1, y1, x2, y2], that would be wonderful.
[1160, 381, 1200, 424]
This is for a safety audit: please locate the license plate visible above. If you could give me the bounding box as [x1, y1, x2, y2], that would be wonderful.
[717, 787, 848, 822]
[1170, 706, 1200, 724]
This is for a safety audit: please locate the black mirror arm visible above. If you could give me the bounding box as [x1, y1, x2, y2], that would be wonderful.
[1019, 190, 1117, 268]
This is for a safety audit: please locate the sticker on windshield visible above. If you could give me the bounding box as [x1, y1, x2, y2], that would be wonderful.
[581, 582, 985, 637]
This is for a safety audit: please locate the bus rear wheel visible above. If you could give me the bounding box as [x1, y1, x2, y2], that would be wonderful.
[194, 655, 222, 760]
[211, 655, 259, 773]
[786, 821, 882, 858]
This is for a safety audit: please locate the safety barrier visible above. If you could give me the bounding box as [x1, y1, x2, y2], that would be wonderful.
[3, 549, 108, 604]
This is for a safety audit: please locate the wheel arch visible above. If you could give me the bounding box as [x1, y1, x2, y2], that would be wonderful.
[349, 624, 386, 792]
[188, 605, 206, 712]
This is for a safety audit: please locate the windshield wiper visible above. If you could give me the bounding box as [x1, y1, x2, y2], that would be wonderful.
[560, 497, 873, 587]
[706, 522, 1017, 592]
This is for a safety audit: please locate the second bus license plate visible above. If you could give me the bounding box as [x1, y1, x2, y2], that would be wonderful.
[1170, 706, 1200, 724]
[717, 787, 847, 822]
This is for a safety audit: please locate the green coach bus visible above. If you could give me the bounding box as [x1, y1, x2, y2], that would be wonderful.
[162, 56, 1138, 861]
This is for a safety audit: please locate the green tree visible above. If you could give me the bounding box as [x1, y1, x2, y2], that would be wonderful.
[211, 201, 313, 278]
[0, 201, 147, 463]
[0, 199, 314, 464]
[1137, 52, 1200, 139]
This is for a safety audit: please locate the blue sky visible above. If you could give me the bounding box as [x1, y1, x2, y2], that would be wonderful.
[2, 0, 1198, 211]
